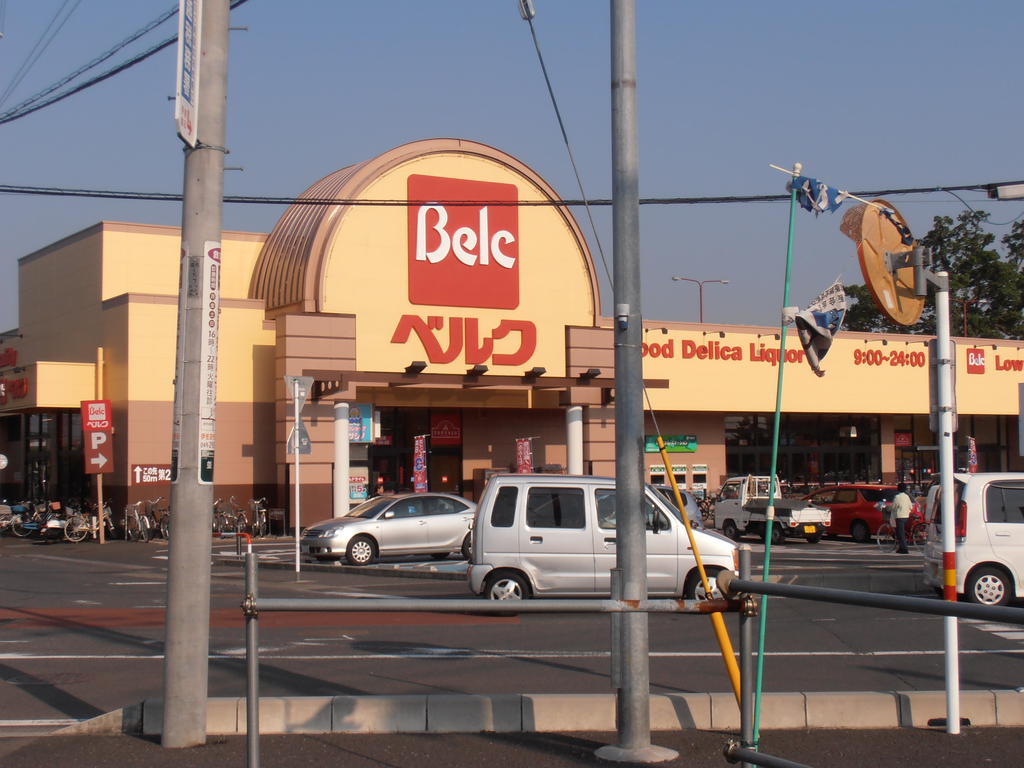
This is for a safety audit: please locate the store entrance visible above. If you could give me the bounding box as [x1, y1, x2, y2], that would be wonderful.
[369, 407, 463, 496]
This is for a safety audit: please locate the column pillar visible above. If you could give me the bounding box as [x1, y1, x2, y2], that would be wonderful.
[334, 402, 350, 517]
[566, 405, 583, 475]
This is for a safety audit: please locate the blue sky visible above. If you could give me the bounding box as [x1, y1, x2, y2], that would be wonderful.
[2, 1, 1022, 332]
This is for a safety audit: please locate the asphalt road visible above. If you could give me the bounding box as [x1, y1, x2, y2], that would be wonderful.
[3, 534, 1024, 767]
[2, 535, 1023, 730]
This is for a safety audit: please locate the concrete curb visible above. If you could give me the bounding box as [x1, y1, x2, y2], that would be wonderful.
[60, 690, 1024, 737]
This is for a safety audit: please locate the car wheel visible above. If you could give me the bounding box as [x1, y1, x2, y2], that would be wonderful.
[345, 535, 377, 566]
[684, 566, 725, 600]
[460, 533, 472, 560]
[850, 520, 870, 543]
[965, 566, 1012, 607]
[485, 572, 530, 600]
[762, 524, 783, 546]
[721, 519, 740, 541]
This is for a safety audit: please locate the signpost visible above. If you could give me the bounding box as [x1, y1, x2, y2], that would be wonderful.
[285, 376, 313, 574]
[81, 400, 114, 475]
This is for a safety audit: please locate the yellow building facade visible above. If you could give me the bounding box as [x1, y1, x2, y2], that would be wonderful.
[0, 139, 1021, 521]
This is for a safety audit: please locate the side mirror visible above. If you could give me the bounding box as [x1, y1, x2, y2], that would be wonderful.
[383, 510, 395, 519]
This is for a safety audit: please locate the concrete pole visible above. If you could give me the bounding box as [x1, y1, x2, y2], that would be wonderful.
[934, 273, 961, 734]
[334, 402, 350, 516]
[163, 0, 229, 748]
[566, 405, 583, 475]
[596, 1, 675, 762]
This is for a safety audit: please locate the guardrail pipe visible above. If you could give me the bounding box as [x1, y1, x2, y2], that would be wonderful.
[251, 597, 740, 615]
[724, 741, 812, 768]
[718, 575, 1024, 625]
[245, 553, 260, 768]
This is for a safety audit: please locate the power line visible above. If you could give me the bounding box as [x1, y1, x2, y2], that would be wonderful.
[0, 0, 82, 109]
[0, 4, 177, 118]
[0, 0, 251, 126]
[0, 179, 1021, 208]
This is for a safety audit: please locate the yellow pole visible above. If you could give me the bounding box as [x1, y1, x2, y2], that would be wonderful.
[96, 347, 105, 545]
[657, 436, 740, 704]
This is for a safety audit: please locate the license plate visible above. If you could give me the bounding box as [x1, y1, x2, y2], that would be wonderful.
[802, 525, 816, 534]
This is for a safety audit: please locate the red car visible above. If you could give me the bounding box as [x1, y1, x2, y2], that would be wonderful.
[802, 484, 913, 543]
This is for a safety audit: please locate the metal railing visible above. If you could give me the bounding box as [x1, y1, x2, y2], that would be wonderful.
[239, 547, 1024, 768]
[240, 552, 743, 768]
[719, 550, 1024, 768]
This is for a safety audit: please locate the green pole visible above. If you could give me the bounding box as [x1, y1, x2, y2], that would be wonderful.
[752, 162, 801, 745]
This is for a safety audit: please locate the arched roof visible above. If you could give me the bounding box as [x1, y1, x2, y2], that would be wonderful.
[249, 138, 600, 322]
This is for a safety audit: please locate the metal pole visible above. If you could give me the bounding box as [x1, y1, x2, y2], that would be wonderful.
[293, 379, 301, 575]
[935, 273, 961, 734]
[739, 546, 754, 768]
[698, 284, 704, 323]
[245, 552, 260, 768]
[595, 1, 675, 762]
[163, 0, 229, 748]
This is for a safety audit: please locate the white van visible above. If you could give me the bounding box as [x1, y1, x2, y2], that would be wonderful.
[467, 474, 738, 600]
[922, 472, 1024, 606]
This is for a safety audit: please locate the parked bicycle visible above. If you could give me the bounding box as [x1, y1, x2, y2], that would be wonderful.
[212, 498, 243, 534]
[124, 501, 153, 542]
[65, 501, 115, 542]
[249, 497, 269, 538]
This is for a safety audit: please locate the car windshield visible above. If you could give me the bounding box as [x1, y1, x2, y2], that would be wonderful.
[342, 497, 395, 519]
[861, 488, 896, 503]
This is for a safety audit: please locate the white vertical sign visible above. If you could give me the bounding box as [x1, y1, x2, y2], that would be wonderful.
[199, 241, 221, 483]
[170, 246, 189, 483]
[175, 0, 202, 147]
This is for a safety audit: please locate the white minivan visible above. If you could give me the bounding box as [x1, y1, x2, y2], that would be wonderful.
[922, 473, 1024, 606]
[467, 474, 738, 600]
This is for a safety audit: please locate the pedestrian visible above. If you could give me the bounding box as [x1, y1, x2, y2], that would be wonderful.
[890, 482, 913, 554]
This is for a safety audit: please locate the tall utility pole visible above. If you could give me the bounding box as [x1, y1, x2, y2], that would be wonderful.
[163, 0, 229, 748]
[596, 1, 676, 763]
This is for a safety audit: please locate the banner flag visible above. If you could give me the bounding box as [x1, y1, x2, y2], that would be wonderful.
[792, 280, 847, 377]
[968, 436, 978, 473]
[515, 438, 534, 473]
[413, 435, 428, 492]
[790, 175, 847, 215]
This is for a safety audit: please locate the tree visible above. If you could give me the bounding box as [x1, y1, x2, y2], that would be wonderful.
[843, 210, 1024, 339]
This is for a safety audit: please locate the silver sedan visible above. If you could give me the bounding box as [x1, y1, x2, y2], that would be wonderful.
[300, 493, 477, 566]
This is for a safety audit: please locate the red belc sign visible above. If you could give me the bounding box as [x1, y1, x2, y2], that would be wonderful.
[81, 399, 114, 475]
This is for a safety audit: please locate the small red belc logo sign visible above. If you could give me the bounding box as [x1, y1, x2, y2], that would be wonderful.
[966, 348, 985, 374]
[407, 174, 519, 309]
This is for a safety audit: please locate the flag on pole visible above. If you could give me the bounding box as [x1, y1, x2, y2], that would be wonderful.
[790, 176, 847, 215]
[789, 280, 847, 377]
[967, 436, 978, 473]
[515, 438, 534, 473]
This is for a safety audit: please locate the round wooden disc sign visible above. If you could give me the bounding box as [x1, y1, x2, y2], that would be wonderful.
[840, 198, 924, 326]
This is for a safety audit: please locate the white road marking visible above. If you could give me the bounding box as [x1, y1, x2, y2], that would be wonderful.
[110, 582, 164, 586]
[0, 719, 83, 726]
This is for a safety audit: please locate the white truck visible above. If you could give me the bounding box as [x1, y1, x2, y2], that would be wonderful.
[713, 475, 830, 545]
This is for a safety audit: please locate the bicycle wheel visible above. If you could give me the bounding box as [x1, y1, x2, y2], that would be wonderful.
[160, 514, 171, 539]
[125, 513, 143, 541]
[255, 511, 268, 538]
[875, 523, 897, 553]
[64, 514, 90, 543]
[12, 514, 32, 537]
[908, 521, 928, 550]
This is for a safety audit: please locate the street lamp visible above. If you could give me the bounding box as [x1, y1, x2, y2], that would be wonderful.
[671, 276, 729, 323]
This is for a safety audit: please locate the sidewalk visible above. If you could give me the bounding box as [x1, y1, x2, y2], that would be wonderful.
[3, 727, 1023, 768]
